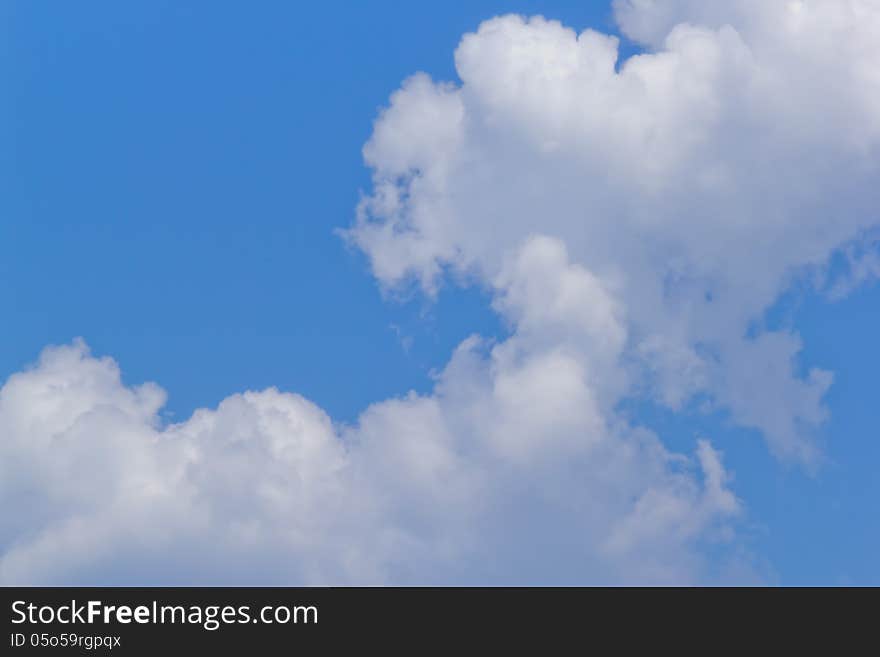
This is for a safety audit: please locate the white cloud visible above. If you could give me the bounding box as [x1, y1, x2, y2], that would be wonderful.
[347, 2, 880, 462]
[0, 244, 742, 584]
[822, 230, 880, 300]
[5, 0, 880, 584]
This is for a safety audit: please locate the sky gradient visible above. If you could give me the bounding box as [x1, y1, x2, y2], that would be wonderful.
[2, 0, 879, 585]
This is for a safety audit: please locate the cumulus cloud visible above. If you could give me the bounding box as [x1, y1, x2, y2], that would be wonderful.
[4, 0, 879, 584]
[0, 295, 741, 584]
[348, 1, 880, 462]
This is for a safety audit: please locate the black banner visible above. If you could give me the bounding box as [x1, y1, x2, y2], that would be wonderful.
[0, 587, 867, 653]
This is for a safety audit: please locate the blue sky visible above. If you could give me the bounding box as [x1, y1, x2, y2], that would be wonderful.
[2, 1, 879, 585]
[3, 0, 623, 422]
